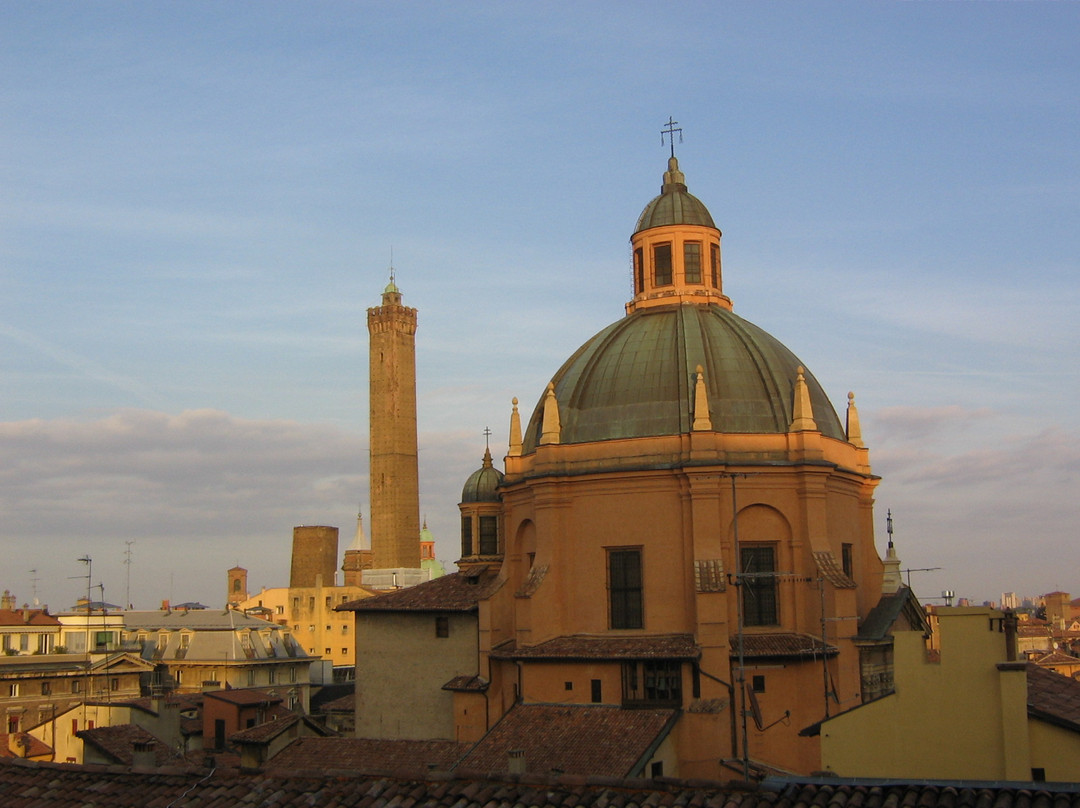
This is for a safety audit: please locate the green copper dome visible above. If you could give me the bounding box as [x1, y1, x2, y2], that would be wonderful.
[461, 448, 504, 503]
[634, 156, 716, 234]
[522, 303, 844, 452]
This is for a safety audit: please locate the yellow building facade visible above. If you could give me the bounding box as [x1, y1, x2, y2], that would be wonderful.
[818, 607, 1080, 782]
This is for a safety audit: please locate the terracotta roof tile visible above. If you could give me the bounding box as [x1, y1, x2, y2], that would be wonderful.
[318, 694, 356, 712]
[442, 675, 489, 692]
[1, 757, 1080, 806]
[1035, 652, 1080, 666]
[1026, 662, 1080, 731]
[454, 703, 678, 778]
[76, 724, 173, 766]
[230, 713, 300, 744]
[0, 608, 60, 627]
[0, 733, 52, 758]
[266, 736, 468, 777]
[341, 571, 501, 613]
[733, 632, 838, 659]
[204, 687, 282, 707]
[491, 634, 699, 661]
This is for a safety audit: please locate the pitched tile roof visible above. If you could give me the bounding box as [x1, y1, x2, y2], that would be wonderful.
[0, 609, 60, 627]
[1035, 651, 1080, 667]
[2, 757, 1080, 806]
[341, 571, 501, 613]
[0, 733, 52, 759]
[442, 675, 489, 692]
[733, 632, 838, 659]
[491, 634, 699, 661]
[854, 587, 928, 642]
[266, 736, 469, 777]
[454, 703, 678, 778]
[229, 713, 301, 744]
[76, 724, 173, 766]
[317, 693, 356, 712]
[812, 551, 856, 589]
[204, 687, 282, 707]
[1026, 662, 1080, 732]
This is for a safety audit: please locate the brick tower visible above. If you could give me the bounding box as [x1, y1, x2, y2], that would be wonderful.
[367, 274, 421, 570]
[289, 525, 339, 587]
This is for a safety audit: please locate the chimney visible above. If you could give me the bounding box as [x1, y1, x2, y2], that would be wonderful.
[161, 600, 170, 613]
[507, 748, 526, 775]
[1004, 610, 1018, 661]
[132, 740, 156, 769]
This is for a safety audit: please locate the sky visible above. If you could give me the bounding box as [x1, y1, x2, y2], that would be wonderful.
[1, 2, 1077, 611]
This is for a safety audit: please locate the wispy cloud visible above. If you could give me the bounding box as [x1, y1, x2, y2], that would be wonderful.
[0, 320, 169, 409]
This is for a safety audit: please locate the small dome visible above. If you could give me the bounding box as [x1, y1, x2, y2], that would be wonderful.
[634, 156, 716, 233]
[461, 448, 504, 503]
[523, 303, 844, 451]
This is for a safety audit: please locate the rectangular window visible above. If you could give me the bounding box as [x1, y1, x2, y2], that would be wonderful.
[684, 242, 702, 283]
[71, 719, 78, 736]
[651, 761, 664, 778]
[564, 681, 573, 691]
[19, 634, 29, 651]
[8, 683, 19, 697]
[308, 597, 315, 610]
[292, 597, 300, 611]
[268, 668, 277, 684]
[342, 648, 348, 655]
[72, 679, 81, 694]
[275, 605, 284, 615]
[41, 681, 51, 696]
[435, 616, 449, 638]
[842, 544, 854, 579]
[479, 516, 498, 555]
[622, 660, 682, 707]
[591, 679, 602, 703]
[653, 243, 672, 286]
[325, 596, 332, 608]
[110, 677, 119, 691]
[752, 675, 766, 693]
[710, 244, 720, 287]
[741, 545, 779, 626]
[634, 247, 644, 293]
[341, 624, 349, 634]
[609, 548, 643, 630]
[461, 516, 473, 557]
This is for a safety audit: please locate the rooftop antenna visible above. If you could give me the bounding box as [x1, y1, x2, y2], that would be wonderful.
[124, 541, 134, 610]
[661, 116, 683, 158]
[28, 569, 39, 606]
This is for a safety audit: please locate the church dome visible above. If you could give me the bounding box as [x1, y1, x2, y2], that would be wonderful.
[634, 156, 716, 233]
[461, 447, 504, 503]
[523, 304, 843, 451]
[521, 152, 844, 453]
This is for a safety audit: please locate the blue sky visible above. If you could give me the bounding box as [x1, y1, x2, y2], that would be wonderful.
[1, 2, 1077, 610]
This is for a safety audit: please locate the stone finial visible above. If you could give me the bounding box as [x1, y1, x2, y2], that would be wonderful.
[539, 383, 561, 446]
[691, 365, 712, 431]
[508, 397, 522, 457]
[846, 391, 865, 448]
[789, 367, 818, 432]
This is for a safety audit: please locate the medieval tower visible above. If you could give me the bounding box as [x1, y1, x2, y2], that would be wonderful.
[367, 275, 422, 570]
